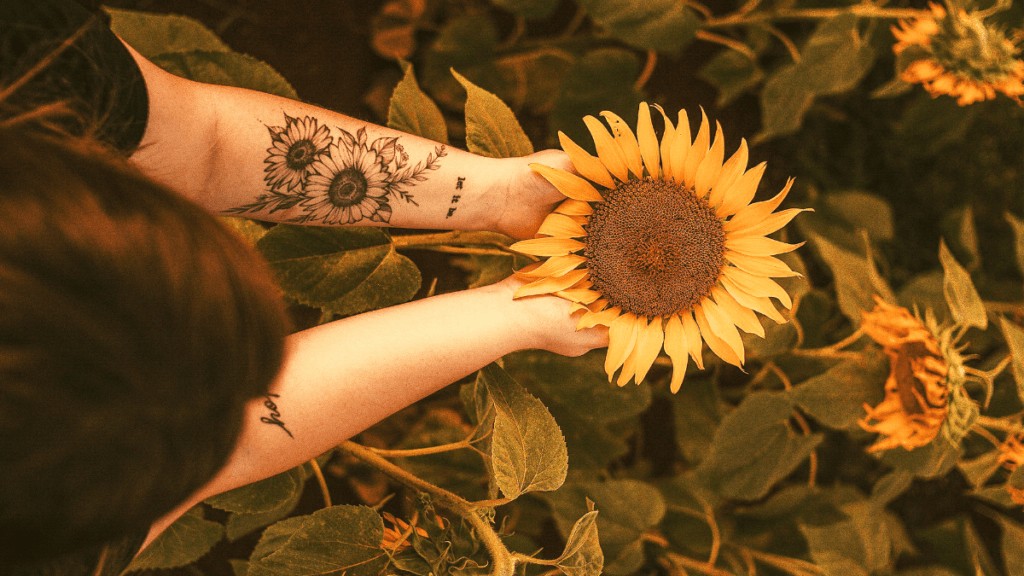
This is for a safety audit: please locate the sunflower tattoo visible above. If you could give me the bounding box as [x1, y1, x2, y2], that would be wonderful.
[228, 114, 446, 223]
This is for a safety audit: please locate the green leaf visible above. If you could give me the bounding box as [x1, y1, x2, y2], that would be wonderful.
[504, 351, 650, 471]
[698, 392, 823, 500]
[789, 354, 888, 429]
[479, 363, 568, 499]
[543, 480, 665, 575]
[248, 506, 388, 576]
[257, 227, 421, 317]
[699, 50, 764, 107]
[799, 500, 894, 576]
[394, 408, 490, 500]
[206, 466, 306, 514]
[106, 7, 230, 58]
[491, 0, 559, 19]
[125, 507, 224, 572]
[555, 508, 604, 576]
[939, 239, 987, 330]
[230, 559, 249, 576]
[575, 0, 699, 53]
[1006, 212, 1024, 279]
[1000, 317, 1024, 405]
[388, 61, 448, 144]
[672, 375, 722, 466]
[151, 51, 298, 99]
[221, 217, 268, 247]
[550, 49, 644, 147]
[871, 471, 914, 506]
[999, 516, 1024, 576]
[880, 440, 961, 479]
[757, 14, 875, 141]
[897, 271, 950, 322]
[225, 490, 303, 542]
[896, 93, 980, 158]
[819, 191, 895, 243]
[452, 70, 533, 158]
[957, 450, 1002, 488]
[808, 231, 894, 326]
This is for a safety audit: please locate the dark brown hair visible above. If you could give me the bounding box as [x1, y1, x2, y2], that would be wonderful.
[0, 126, 290, 566]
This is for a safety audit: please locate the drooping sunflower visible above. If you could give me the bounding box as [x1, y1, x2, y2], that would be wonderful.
[892, 2, 1024, 105]
[510, 104, 807, 392]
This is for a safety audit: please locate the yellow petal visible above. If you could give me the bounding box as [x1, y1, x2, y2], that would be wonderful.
[663, 315, 690, 393]
[606, 312, 639, 381]
[708, 139, 748, 210]
[510, 237, 585, 257]
[555, 198, 595, 216]
[682, 108, 710, 188]
[717, 162, 767, 218]
[720, 276, 787, 324]
[723, 266, 793, 309]
[653, 104, 675, 181]
[680, 311, 705, 370]
[558, 131, 615, 189]
[558, 288, 602, 304]
[725, 251, 800, 278]
[694, 121, 725, 198]
[617, 316, 647, 386]
[577, 305, 621, 329]
[711, 286, 764, 337]
[693, 304, 744, 368]
[727, 178, 795, 231]
[697, 299, 745, 365]
[725, 207, 810, 236]
[601, 111, 644, 178]
[632, 317, 665, 384]
[517, 254, 587, 279]
[537, 213, 587, 238]
[530, 163, 604, 202]
[726, 236, 804, 257]
[584, 115, 629, 182]
[514, 269, 589, 298]
[636, 103, 661, 178]
[669, 109, 691, 184]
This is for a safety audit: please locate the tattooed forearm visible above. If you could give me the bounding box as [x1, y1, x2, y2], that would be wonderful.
[226, 114, 446, 225]
[260, 393, 294, 438]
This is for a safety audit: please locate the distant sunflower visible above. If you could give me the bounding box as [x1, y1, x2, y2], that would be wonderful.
[510, 104, 807, 392]
[998, 433, 1024, 505]
[893, 3, 1024, 105]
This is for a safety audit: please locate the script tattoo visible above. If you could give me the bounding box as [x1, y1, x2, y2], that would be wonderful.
[446, 177, 465, 218]
[227, 113, 447, 224]
[260, 393, 294, 439]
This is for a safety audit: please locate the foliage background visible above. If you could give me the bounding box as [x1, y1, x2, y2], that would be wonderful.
[102, 0, 1024, 575]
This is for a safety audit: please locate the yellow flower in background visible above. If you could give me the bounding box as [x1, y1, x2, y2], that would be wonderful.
[998, 433, 1024, 505]
[893, 3, 1024, 105]
[859, 298, 953, 452]
[510, 103, 807, 392]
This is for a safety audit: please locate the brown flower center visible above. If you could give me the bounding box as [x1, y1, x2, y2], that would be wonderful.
[585, 178, 725, 318]
[328, 167, 368, 207]
[286, 140, 317, 169]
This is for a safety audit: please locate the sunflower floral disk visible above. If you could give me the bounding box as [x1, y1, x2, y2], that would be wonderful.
[510, 103, 808, 393]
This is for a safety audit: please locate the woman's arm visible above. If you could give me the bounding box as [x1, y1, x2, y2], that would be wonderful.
[126, 45, 564, 239]
[142, 278, 607, 547]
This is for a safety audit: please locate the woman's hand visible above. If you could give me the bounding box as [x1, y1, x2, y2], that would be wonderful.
[490, 149, 574, 240]
[495, 275, 609, 356]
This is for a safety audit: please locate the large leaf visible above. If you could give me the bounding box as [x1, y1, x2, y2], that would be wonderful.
[388, 61, 449, 144]
[257, 227, 421, 317]
[575, 0, 699, 53]
[206, 466, 306, 515]
[1006, 212, 1024, 278]
[248, 506, 388, 576]
[1001, 317, 1024, 405]
[544, 480, 665, 575]
[151, 51, 298, 99]
[492, 0, 559, 19]
[672, 375, 722, 466]
[125, 507, 223, 572]
[479, 363, 568, 499]
[550, 49, 644, 147]
[453, 70, 534, 158]
[819, 191, 895, 243]
[880, 440, 961, 479]
[789, 354, 888, 430]
[699, 49, 765, 107]
[938, 239, 987, 330]
[999, 516, 1024, 576]
[799, 500, 895, 576]
[698, 392, 823, 500]
[106, 7, 230, 58]
[808, 231, 894, 326]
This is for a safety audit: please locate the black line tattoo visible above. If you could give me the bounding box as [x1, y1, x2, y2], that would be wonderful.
[227, 114, 447, 224]
[446, 179, 465, 219]
[260, 393, 294, 438]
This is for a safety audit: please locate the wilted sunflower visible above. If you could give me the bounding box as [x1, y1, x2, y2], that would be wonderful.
[998, 433, 1024, 505]
[893, 2, 1024, 105]
[510, 104, 806, 392]
[858, 298, 969, 452]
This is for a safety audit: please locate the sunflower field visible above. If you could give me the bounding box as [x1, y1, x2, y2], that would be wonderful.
[108, 0, 1024, 574]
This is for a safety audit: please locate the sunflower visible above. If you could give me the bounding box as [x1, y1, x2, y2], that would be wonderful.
[858, 298, 955, 452]
[303, 132, 393, 225]
[998, 433, 1024, 505]
[510, 103, 807, 392]
[264, 114, 332, 191]
[893, 3, 1024, 106]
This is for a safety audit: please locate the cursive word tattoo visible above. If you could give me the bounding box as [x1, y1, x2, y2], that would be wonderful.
[227, 113, 447, 225]
[260, 393, 294, 438]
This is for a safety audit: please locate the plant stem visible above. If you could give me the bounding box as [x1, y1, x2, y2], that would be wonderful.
[368, 440, 471, 458]
[472, 497, 513, 509]
[309, 458, 333, 508]
[391, 230, 512, 249]
[662, 551, 734, 576]
[735, 545, 824, 576]
[977, 415, 1022, 433]
[634, 50, 658, 90]
[705, 5, 924, 28]
[339, 440, 516, 576]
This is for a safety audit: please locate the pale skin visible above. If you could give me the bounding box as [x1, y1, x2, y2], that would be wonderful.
[122, 47, 608, 547]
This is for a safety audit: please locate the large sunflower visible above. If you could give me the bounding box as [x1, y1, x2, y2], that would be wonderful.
[510, 104, 806, 392]
[893, 3, 1024, 106]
